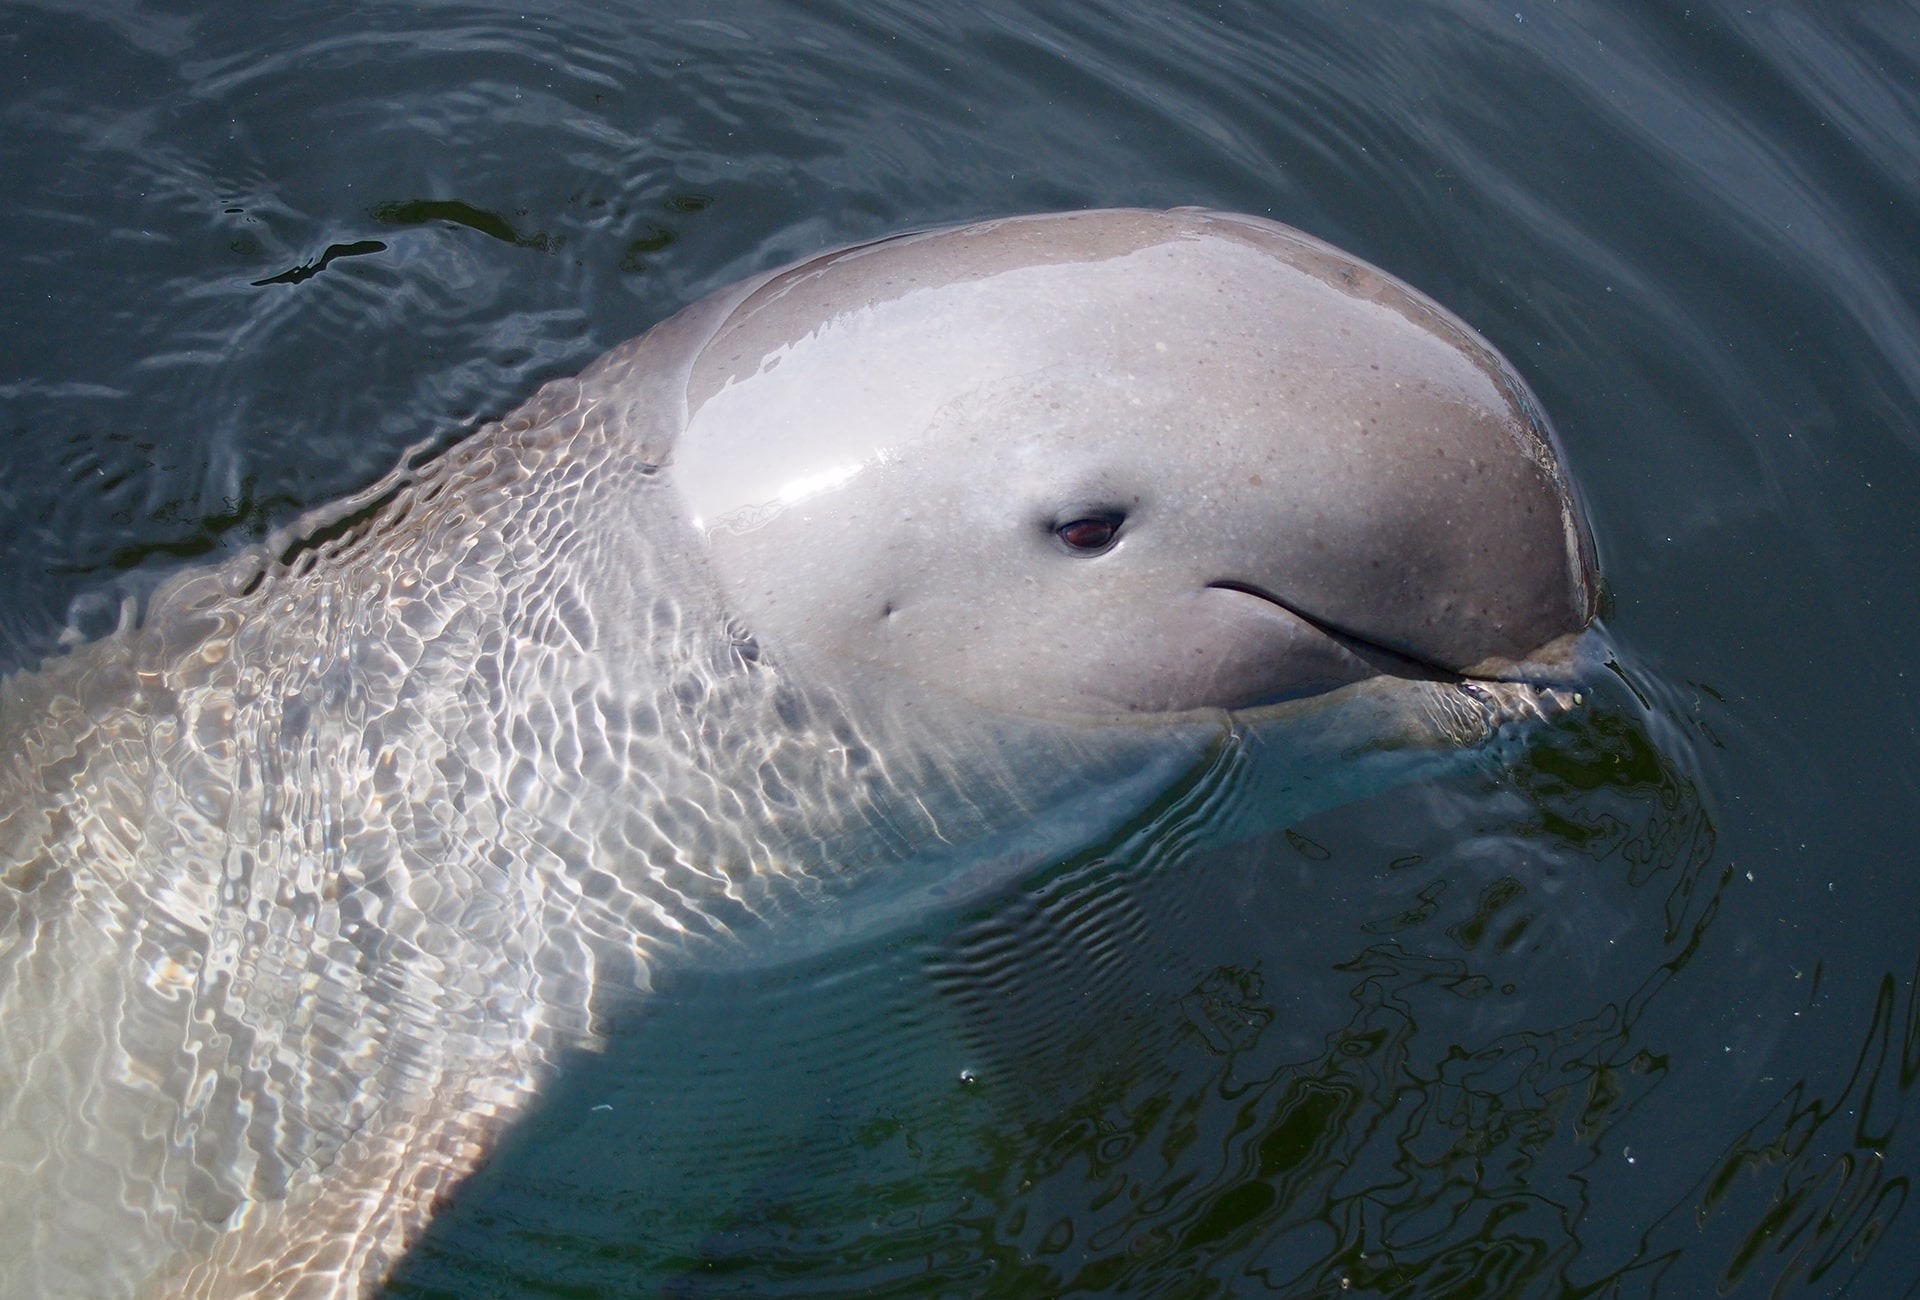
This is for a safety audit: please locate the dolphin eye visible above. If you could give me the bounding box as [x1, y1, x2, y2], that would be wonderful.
[1055, 515, 1121, 553]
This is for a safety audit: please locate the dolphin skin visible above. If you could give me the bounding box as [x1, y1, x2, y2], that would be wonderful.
[0, 209, 1596, 1297]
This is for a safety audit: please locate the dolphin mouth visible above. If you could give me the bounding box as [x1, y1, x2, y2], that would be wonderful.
[1206, 579, 1595, 709]
[1205, 580, 1466, 684]
[1209, 578, 1597, 739]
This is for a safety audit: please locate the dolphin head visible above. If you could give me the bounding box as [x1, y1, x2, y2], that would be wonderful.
[666, 208, 1596, 717]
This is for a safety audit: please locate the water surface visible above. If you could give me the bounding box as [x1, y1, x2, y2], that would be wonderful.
[3, 2, 1918, 1296]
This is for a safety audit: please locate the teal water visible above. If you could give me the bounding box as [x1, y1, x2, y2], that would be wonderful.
[3, 2, 1917, 1296]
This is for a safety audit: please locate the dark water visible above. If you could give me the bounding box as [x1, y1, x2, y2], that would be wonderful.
[4, 1, 1918, 1296]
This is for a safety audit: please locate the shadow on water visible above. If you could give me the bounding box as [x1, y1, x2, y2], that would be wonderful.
[382, 658, 1900, 1297]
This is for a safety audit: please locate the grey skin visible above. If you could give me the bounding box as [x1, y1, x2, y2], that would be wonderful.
[0, 208, 1596, 1297]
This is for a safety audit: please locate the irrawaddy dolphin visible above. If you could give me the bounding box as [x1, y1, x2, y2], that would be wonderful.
[0, 208, 1597, 1297]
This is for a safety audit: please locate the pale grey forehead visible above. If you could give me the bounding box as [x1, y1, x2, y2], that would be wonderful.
[671, 209, 1542, 528]
[684, 208, 1525, 413]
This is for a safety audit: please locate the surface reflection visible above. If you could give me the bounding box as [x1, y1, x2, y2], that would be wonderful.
[382, 668, 1873, 1297]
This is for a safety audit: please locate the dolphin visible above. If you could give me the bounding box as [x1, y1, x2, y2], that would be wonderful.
[0, 207, 1596, 1297]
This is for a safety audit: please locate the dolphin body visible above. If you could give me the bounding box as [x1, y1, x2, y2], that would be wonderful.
[0, 209, 1596, 1297]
